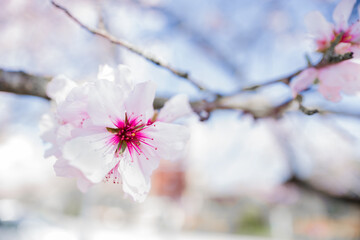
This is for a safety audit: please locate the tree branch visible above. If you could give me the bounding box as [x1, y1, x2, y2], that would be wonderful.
[0, 68, 300, 120]
[0, 69, 50, 99]
[286, 175, 360, 205]
[51, 1, 206, 91]
[239, 69, 303, 92]
[1, 68, 359, 120]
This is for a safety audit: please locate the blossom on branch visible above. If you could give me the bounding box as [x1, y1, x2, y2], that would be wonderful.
[290, 60, 360, 102]
[306, 0, 360, 55]
[291, 0, 360, 102]
[41, 65, 191, 202]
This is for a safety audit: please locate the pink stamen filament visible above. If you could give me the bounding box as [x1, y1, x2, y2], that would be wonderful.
[104, 163, 121, 184]
[104, 113, 158, 183]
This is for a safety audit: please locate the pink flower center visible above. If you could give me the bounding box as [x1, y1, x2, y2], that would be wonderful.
[340, 31, 353, 43]
[107, 113, 158, 156]
[104, 113, 158, 184]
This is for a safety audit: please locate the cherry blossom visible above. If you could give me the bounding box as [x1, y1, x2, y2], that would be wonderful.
[306, 0, 360, 55]
[41, 75, 93, 191]
[290, 0, 360, 102]
[42, 65, 191, 202]
[290, 60, 360, 102]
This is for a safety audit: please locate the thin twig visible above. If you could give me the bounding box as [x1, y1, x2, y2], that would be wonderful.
[219, 68, 305, 97]
[51, 1, 205, 91]
[295, 95, 319, 115]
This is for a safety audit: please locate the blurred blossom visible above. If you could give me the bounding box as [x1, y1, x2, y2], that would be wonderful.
[291, 60, 360, 102]
[305, 0, 360, 53]
[291, 0, 360, 101]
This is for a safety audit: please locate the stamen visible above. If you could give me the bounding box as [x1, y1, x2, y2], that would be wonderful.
[104, 113, 157, 165]
[138, 139, 156, 149]
[104, 163, 121, 184]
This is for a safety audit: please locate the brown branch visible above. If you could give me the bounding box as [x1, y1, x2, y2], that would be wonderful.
[239, 69, 303, 92]
[1, 68, 359, 120]
[217, 98, 295, 120]
[0, 69, 50, 99]
[294, 94, 360, 117]
[294, 95, 319, 115]
[51, 1, 205, 91]
[0, 68, 294, 119]
[287, 176, 360, 205]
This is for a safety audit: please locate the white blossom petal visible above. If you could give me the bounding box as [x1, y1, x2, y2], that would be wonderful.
[62, 131, 118, 183]
[318, 84, 343, 102]
[119, 152, 151, 202]
[348, 21, 360, 42]
[97, 64, 134, 92]
[125, 81, 156, 121]
[157, 94, 193, 122]
[115, 65, 134, 92]
[47, 75, 77, 104]
[317, 61, 360, 101]
[333, 0, 356, 31]
[290, 68, 318, 96]
[305, 11, 334, 47]
[87, 80, 126, 127]
[143, 122, 190, 161]
[97, 64, 115, 82]
[135, 145, 160, 178]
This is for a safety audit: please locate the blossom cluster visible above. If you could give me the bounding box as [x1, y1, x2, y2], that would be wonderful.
[42, 65, 191, 202]
[291, 0, 360, 102]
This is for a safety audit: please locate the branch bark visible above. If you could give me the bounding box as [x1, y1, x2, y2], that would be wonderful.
[1, 68, 359, 120]
[286, 176, 360, 205]
[0, 69, 50, 99]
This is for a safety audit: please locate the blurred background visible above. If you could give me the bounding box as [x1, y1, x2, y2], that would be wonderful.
[1, 0, 360, 239]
